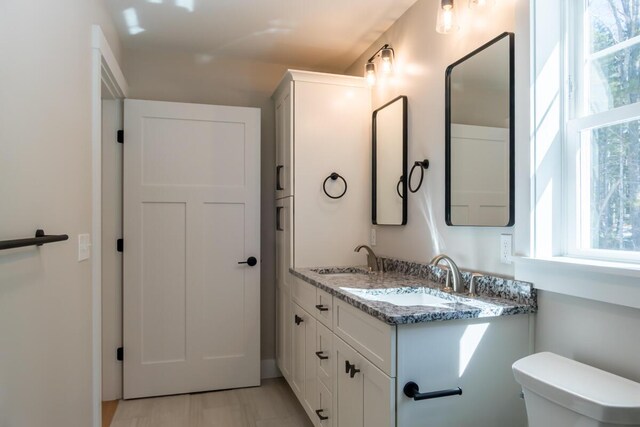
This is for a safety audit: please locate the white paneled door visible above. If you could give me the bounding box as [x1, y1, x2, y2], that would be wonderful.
[123, 99, 260, 399]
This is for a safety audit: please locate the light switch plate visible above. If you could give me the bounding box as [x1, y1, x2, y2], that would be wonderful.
[78, 234, 91, 261]
[500, 234, 513, 264]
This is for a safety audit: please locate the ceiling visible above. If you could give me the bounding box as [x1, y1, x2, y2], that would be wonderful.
[105, 0, 420, 72]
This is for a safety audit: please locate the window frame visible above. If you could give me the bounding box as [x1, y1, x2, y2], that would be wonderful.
[564, 0, 640, 263]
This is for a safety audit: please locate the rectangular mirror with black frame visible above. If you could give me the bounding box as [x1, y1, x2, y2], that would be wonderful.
[445, 32, 515, 227]
[373, 95, 408, 225]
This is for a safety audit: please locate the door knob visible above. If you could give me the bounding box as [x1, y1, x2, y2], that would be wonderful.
[238, 257, 257, 267]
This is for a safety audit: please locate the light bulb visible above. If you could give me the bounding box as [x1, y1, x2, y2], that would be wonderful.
[365, 62, 376, 86]
[380, 47, 394, 74]
[381, 59, 392, 74]
[436, 0, 459, 34]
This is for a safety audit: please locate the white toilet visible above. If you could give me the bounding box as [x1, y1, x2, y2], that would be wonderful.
[513, 352, 640, 427]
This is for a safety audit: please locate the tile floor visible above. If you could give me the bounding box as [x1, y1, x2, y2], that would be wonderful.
[109, 378, 313, 427]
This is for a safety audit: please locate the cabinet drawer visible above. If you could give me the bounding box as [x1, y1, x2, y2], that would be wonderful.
[333, 299, 396, 376]
[316, 380, 333, 427]
[316, 322, 334, 392]
[314, 288, 333, 329]
[292, 276, 317, 315]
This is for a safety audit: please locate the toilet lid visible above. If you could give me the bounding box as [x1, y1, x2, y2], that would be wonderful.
[513, 352, 640, 425]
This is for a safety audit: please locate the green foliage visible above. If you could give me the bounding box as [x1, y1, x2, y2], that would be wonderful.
[589, 0, 640, 251]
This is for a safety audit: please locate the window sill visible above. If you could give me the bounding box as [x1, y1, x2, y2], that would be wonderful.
[514, 256, 640, 310]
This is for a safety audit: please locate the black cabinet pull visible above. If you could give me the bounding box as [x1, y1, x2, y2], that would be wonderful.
[315, 351, 329, 360]
[345, 360, 360, 377]
[238, 257, 257, 267]
[294, 315, 304, 325]
[315, 409, 329, 421]
[350, 366, 360, 378]
[276, 206, 283, 231]
[403, 381, 462, 401]
[315, 304, 329, 312]
[276, 165, 284, 190]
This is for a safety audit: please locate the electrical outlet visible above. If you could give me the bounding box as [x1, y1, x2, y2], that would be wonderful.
[500, 234, 513, 265]
[370, 228, 377, 246]
[78, 233, 91, 261]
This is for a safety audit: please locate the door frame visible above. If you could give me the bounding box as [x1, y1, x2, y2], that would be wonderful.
[91, 25, 128, 427]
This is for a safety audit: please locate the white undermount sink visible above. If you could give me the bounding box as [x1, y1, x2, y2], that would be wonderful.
[340, 287, 452, 307]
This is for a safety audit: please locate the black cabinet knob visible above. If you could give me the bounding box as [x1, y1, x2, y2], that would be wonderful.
[350, 366, 361, 378]
[345, 360, 359, 377]
[238, 256, 257, 267]
[294, 315, 304, 325]
[315, 304, 329, 312]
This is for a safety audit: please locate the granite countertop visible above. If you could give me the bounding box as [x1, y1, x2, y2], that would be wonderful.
[290, 258, 537, 325]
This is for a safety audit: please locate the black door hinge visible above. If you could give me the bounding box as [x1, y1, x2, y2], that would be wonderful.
[117, 130, 124, 143]
[117, 238, 123, 252]
[116, 347, 124, 361]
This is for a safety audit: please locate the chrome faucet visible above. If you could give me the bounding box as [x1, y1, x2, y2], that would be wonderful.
[354, 245, 382, 273]
[430, 254, 463, 293]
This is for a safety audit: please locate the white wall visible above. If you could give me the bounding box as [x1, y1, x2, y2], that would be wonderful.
[0, 1, 122, 426]
[346, 0, 517, 275]
[121, 48, 298, 364]
[536, 292, 640, 382]
[347, 0, 640, 384]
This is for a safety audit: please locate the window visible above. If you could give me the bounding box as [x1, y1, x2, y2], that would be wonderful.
[566, 0, 640, 261]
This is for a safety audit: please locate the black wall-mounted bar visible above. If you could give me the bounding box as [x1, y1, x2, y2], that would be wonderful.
[403, 381, 462, 401]
[0, 229, 69, 251]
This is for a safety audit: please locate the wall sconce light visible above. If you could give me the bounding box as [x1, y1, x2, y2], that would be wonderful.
[437, 0, 498, 34]
[364, 44, 395, 86]
[436, 0, 459, 34]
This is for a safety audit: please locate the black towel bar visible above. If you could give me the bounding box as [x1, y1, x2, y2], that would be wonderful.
[0, 229, 69, 251]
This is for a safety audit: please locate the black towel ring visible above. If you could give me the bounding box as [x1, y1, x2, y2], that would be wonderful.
[323, 172, 348, 199]
[408, 159, 429, 193]
[397, 176, 404, 199]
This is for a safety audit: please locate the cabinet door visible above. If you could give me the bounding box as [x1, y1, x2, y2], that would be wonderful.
[276, 197, 293, 287]
[335, 338, 364, 427]
[275, 82, 293, 198]
[316, 322, 334, 392]
[291, 303, 307, 398]
[275, 285, 291, 380]
[303, 310, 318, 417]
[316, 380, 334, 427]
[335, 337, 395, 427]
[363, 358, 395, 427]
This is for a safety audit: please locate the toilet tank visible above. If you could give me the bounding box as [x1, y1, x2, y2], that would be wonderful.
[512, 352, 640, 427]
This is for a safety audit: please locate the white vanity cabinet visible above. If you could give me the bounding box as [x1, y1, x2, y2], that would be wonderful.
[288, 276, 396, 427]
[282, 275, 531, 427]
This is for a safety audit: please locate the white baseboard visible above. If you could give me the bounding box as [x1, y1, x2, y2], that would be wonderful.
[261, 358, 282, 379]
